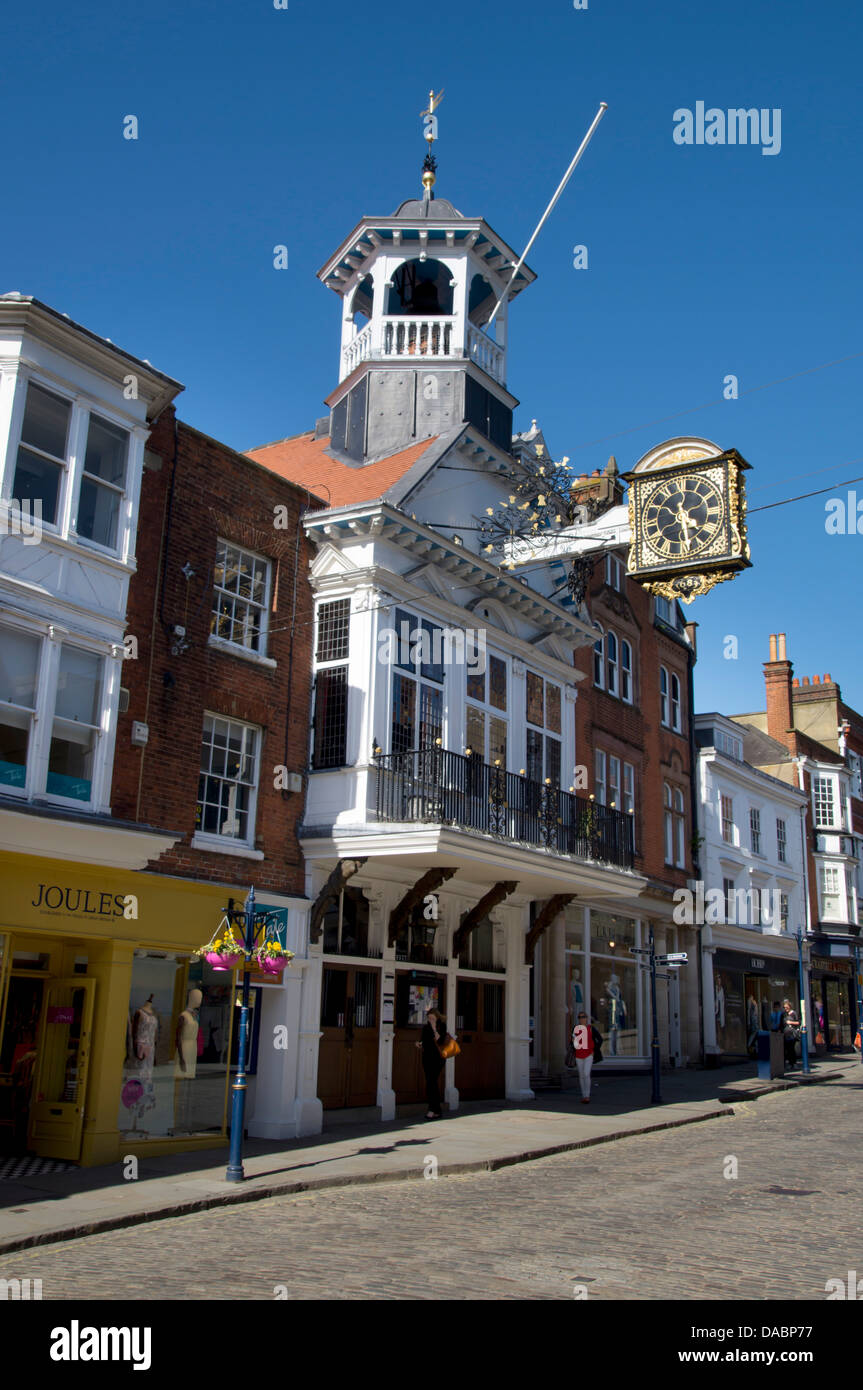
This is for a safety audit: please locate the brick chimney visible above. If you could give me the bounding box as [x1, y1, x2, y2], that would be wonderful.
[764, 632, 795, 750]
[570, 455, 624, 518]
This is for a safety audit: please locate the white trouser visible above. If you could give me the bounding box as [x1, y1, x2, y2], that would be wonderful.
[575, 1055, 593, 1098]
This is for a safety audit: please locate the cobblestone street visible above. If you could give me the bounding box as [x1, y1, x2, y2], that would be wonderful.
[2, 1076, 860, 1300]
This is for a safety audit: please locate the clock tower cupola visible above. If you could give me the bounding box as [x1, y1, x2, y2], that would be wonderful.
[317, 108, 536, 463]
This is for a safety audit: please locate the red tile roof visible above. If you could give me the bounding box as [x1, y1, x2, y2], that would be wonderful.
[245, 432, 438, 508]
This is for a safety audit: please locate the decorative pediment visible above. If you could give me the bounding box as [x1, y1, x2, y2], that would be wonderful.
[310, 543, 361, 580]
[466, 595, 518, 635]
[407, 563, 458, 604]
[534, 633, 576, 663]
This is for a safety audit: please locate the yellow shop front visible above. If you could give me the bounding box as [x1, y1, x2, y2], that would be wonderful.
[0, 851, 250, 1167]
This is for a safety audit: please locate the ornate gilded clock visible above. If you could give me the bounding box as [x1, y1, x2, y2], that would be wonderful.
[624, 440, 751, 603]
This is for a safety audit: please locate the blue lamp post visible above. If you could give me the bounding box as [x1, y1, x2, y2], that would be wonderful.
[225, 887, 286, 1184]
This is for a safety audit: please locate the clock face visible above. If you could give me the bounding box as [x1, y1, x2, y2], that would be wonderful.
[640, 474, 725, 563]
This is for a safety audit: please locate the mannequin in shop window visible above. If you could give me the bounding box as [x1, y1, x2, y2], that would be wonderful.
[173, 988, 202, 1134]
[605, 974, 626, 1056]
[132, 996, 158, 1078]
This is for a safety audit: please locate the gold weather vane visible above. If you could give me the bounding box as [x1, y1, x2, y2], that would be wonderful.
[420, 88, 444, 194]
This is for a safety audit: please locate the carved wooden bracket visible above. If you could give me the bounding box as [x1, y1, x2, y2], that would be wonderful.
[524, 894, 575, 966]
[309, 858, 367, 944]
[452, 881, 519, 957]
[388, 867, 458, 947]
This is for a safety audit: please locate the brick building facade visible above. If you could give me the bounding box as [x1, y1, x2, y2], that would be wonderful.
[565, 459, 700, 1068]
[111, 408, 315, 900]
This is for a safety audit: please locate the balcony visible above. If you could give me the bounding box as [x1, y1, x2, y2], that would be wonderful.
[374, 748, 635, 871]
[340, 317, 505, 385]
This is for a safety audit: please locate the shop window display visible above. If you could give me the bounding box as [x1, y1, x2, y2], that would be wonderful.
[592, 960, 638, 1056]
[118, 954, 234, 1139]
[714, 968, 747, 1054]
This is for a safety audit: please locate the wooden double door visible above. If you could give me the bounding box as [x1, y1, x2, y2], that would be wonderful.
[318, 965, 379, 1110]
[454, 977, 505, 1100]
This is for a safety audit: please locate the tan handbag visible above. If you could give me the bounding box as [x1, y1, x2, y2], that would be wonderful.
[438, 1034, 461, 1059]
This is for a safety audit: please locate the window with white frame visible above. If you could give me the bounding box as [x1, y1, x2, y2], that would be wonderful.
[211, 540, 271, 655]
[606, 631, 618, 697]
[750, 807, 762, 855]
[465, 650, 507, 767]
[0, 627, 107, 804]
[608, 755, 620, 809]
[849, 752, 862, 801]
[47, 646, 104, 802]
[622, 761, 635, 818]
[593, 627, 604, 689]
[655, 595, 673, 625]
[670, 672, 682, 731]
[715, 728, 743, 760]
[0, 627, 40, 794]
[392, 608, 446, 755]
[312, 599, 350, 769]
[673, 786, 686, 866]
[605, 553, 624, 591]
[11, 382, 71, 527]
[10, 379, 131, 552]
[77, 413, 129, 549]
[595, 750, 606, 806]
[777, 818, 787, 862]
[525, 671, 561, 785]
[748, 886, 762, 927]
[664, 783, 674, 864]
[196, 714, 260, 845]
[620, 639, 633, 704]
[723, 877, 735, 923]
[813, 776, 837, 828]
[819, 863, 841, 917]
[780, 892, 790, 930]
[595, 625, 634, 705]
[721, 794, 734, 844]
[660, 666, 669, 726]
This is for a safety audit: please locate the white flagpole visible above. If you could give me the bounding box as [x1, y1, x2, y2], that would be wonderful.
[487, 101, 608, 328]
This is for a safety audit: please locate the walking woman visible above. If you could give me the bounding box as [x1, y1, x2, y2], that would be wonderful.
[416, 1005, 446, 1119]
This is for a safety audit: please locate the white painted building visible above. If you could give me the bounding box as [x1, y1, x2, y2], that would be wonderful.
[248, 185, 650, 1121]
[0, 293, 181, 868]
[693, 712, 808, 1060]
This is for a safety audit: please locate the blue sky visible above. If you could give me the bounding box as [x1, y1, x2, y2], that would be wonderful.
[3, 0, 861, 716]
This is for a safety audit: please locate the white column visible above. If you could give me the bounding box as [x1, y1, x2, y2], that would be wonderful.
[372, 885, 397, 1121]
[293, 949, 324, 1136]
[505, 907, 533, 1099]
[511, 659, 527, 773]
[702, 928, 720, 1058]
[248, 968, 302, 1139]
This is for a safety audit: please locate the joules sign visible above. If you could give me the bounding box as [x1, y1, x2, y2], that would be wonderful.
[31, 883, 138, 920]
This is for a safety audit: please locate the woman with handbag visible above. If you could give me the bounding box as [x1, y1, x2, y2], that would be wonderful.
[416, 1006, 448, 1119]
[572, 1012, 603, 1104]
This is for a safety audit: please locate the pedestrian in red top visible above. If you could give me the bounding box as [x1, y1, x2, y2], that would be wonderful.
[572, 1011, 603, 1104]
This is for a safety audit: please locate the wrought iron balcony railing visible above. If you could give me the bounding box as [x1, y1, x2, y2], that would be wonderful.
[374, 748, 635, 871]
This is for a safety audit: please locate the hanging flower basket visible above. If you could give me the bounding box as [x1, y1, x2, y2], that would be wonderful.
[206, 948, 244, 972]
[195, 917, 245, 972]
[253, 939, 295, 976]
